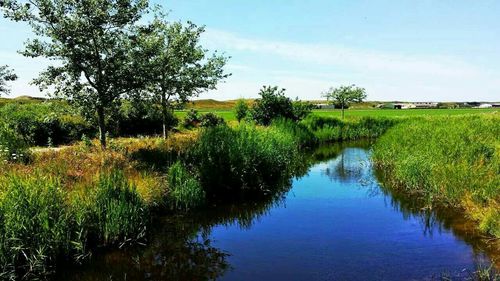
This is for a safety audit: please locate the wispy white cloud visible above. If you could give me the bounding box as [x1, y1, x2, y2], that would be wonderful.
[202, 29, 500, 101]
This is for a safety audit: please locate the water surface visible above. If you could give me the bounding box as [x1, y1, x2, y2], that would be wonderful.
[56, 143, 497, 280]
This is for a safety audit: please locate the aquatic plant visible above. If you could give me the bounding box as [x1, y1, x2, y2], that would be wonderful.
[301, 115, 397, 142]
[0, 174, 71, 278]
[191, 124, 299, 195]
[89, 170, 148, 245]
[167, 161, 205, 211]
[372, 114, 500, 237]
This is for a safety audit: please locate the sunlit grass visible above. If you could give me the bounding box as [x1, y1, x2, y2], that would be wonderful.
[372, 114, 500, 237]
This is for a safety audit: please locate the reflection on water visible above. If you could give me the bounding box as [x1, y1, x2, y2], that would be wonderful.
[55, 142, 498, 281]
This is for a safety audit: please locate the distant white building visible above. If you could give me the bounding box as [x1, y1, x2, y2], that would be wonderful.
[478, 103, 493, 108]
[316, 103, 335, 109]
[413, 102, 438, 108]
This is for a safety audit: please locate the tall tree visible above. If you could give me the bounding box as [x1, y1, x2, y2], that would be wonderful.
[323, 85, 366, 119]
[1, 0, 150, 148]
[0, 65, 17, 95]
[137, 11, 230, 138]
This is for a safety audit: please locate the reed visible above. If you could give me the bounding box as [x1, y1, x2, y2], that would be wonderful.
[372, 114, 500, 237]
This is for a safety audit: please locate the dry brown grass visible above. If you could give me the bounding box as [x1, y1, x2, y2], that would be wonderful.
[0, 131, 199, 206]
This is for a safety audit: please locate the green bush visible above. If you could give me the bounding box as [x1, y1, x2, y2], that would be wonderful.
[0, 122, 30, 163]
[167, 161, 205, 211]
[0, 175, 71, 278]
[183, 109, 201, 129]
[0, 102, 94, 147]
[191, 124, 299, 195]
[234, 99, 249, 122]
[251, 86, 312, 125]
[200, 112, 226, 128]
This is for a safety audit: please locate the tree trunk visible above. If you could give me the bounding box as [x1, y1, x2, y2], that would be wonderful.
[161, 92, 168, 139]
[341, 103, 345, 119]
[97, 105, 107, 149]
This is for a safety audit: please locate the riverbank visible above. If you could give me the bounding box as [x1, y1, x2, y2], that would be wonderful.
[0, 114, 498, 279]
[372, 114, 499, 238]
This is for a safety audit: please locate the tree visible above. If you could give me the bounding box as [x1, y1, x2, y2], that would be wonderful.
[234, 99, 249, 123]
[251, 86, 312, 125]
[0, 65, 17, 95]
[1, 0, 150, 149]
[323, 85, 366, 119]
[137, 10, 230, 139]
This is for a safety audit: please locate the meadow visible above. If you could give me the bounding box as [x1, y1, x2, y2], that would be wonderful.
[175, 107, 499, 122]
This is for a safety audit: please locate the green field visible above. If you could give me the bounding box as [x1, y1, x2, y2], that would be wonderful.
[175, 108, 499, 122]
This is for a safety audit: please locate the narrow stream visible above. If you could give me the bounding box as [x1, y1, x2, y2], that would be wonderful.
[56, 142, 497, 280]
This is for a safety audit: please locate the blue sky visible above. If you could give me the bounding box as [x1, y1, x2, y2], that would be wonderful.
[1, 0, 499, 101]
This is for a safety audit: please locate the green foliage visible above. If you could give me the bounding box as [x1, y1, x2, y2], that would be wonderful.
[0, 175, 70, 278]
[0, 122, 30, 163]
[251, 86, 311, 125]
[167, 161, 205, 211]
[372, 115, 500, 237]
[183, 109, 201, 128]
[0, 65, 17, 95]
[135, 10, 229, 137]
[292, 100, 315, 121]
[89, 170, 148, 245]
[2, 0, 153, 148]
[191, 124, 299, 195]
[200, 112, 226, 128]
[323, 84, 367, 118]
[271, 118, 318, 147]
[234, 99, 249, 122]
[0, 101, 95, 146]
[301, 115, 397, 142]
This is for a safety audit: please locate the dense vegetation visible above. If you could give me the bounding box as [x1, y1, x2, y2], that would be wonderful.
[372, 114, 500, 238]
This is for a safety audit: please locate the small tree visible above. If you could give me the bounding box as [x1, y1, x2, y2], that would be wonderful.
[323, 85, 366, 119]
[234, 99, 249, 123]
[1, 0, 150, 149]
[251, 86, 312, 125]
[0, 65, 17, 95]
[137, 10, 230, 138]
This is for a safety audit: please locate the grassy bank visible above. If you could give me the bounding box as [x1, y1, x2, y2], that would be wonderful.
[372, 114, 500, 238]
[0, 122, 307, 278]
[1, 111, 498, 278]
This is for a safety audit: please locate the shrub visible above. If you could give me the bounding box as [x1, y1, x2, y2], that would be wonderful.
[0, 122, 30, 163]
[167, 161, 205, 211]
[200, 113, 226, 128]
[191, 124, 299, 195]
[0, 174, 71, 278]
[251, 86, 311, 125]
[0, 102, 95, 146]
[234, 98, 249, 123]
[183, 109, 201, 128]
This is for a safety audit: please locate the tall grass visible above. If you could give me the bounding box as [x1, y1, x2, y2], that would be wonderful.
[0, 169, 150, 279]
[372, 114, 500, 237]
[95, 170, 148, 245]
[191, 124, 299, 196]
[301, 115, 398, 143]
[167, 161, 205, 211]
[0, 174, 71, 278]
